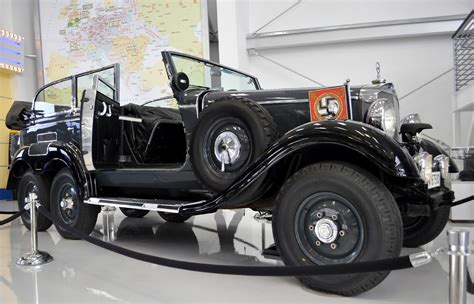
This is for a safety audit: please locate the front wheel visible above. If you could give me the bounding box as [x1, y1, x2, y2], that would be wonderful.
[272, 162, 403, 296]
[50, 168, 99, 239]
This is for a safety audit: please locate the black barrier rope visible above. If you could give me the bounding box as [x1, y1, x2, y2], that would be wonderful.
[0, 210, 25, 226]
[37, 206, 417, 276]
[452, 196, 474, 207]
[0, 211, 19, 215]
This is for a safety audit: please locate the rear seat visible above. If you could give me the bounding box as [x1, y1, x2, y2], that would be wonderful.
[122, 104, 182, 163]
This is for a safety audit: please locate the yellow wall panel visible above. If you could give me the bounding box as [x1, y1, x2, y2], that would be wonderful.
[0, 96, 12, 120]
[0, 166, 9, 188]
[0, 144, 8, 166]
[0, 70, 12, 97]
[0, 130, 9, 143]
[0, 69, 13, 188]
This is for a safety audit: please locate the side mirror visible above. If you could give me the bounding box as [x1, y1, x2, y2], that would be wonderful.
[172, 72, 189, 91]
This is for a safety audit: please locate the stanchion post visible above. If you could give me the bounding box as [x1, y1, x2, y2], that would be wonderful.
[16, 192, 53, 266]
[102, 206, 116, 242]
[447, 229, 469, 304]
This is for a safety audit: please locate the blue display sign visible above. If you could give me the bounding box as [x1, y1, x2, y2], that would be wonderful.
[0, 29, 25, 73]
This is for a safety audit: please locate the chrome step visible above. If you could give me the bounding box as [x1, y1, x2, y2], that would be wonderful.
[84, 197, 202, 214]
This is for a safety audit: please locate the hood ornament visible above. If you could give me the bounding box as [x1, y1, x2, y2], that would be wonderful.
[372, 62, 386, 84]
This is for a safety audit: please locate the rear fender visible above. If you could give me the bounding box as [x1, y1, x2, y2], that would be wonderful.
[7, 142, 91, 198]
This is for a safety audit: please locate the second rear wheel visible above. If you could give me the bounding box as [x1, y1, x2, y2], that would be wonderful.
[50, 168, 99, 239]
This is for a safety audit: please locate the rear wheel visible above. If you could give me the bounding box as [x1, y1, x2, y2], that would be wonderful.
[17, 170, 52, 231]
[403, 205, 450, 247]
[158, 212, 191, 223]
[120, 208, 149, 218]
[50, 168, 99, 239]
[272, 162, 403, 296]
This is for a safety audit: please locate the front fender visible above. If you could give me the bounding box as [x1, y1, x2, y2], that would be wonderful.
[8, 142, 91, 198]
[183, 120, 420, 214]
[275, 120, 420, 177]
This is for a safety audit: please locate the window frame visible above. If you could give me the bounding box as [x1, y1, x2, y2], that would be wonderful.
[162, 51, 261, 92]
[33, 64, 120, 122]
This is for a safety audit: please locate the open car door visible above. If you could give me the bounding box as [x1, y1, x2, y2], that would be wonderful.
[81, 75, 121, 171]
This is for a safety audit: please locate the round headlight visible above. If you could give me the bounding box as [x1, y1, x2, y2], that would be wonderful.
[367, 99, 398, 138]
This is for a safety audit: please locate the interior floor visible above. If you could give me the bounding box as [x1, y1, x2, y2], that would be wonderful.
[0, 200, 473, 304]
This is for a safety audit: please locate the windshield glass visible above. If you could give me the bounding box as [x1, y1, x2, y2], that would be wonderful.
[171, 54, 258, 91]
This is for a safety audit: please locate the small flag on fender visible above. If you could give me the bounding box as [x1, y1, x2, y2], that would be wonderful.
[308, 86, 349, 122]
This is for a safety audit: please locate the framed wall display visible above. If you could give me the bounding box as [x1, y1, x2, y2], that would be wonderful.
[37, 0, 209, 106]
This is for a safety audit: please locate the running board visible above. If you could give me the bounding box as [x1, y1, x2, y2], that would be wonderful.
[84, 197, 205, 214]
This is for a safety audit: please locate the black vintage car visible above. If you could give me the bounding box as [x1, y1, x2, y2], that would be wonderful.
[6, 51, 456, 296]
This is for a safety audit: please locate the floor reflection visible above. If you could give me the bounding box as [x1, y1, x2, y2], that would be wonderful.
[90, 208, 276, 266]
[0, 205, 472, 304]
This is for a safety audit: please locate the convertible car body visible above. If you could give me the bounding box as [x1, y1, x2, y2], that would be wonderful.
[6, 51, 456, 296]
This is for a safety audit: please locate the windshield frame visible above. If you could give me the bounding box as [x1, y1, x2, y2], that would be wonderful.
[162, 51, 261, 91]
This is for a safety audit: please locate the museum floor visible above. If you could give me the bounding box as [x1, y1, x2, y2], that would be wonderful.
[0, 200, 473, 304]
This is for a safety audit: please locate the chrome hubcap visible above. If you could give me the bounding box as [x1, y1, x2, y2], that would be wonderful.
[60, 196, 75, 210]
[213, 131, 241, 165]
[314, 218, 338, 243]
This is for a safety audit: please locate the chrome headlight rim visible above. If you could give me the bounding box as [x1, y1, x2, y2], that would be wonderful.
[366, 98, 398, 138]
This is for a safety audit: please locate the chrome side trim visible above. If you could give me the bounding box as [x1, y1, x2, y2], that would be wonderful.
[118, 116, 143, 123]
[33, 117, 80, 125]
[34, 109, 76, 119]
[37, 132, 57, 143]
[346, 82, 353, 120]
[81, 88, 97, 171]
[28, 142, 51, 156]
[83, 197, 207, 214]
[257, 99, 308, 105]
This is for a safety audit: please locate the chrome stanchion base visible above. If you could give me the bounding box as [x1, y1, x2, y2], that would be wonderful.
[16, 250, 53, 266]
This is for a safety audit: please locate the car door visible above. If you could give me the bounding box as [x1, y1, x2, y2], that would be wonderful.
[80, 75, 121, 170]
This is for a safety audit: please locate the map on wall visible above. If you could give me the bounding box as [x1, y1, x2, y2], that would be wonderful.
[39, 0, 206, 106]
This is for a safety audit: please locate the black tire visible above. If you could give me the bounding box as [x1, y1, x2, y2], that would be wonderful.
[50, 168, 99, 239]
[190, 98, 277, 192]
[17, 170, 53, 231]
[158, 212, 191, 223]
[272, 162, 403, 296]
[120, 208, 149, 218]
[403, 205, 450, 247]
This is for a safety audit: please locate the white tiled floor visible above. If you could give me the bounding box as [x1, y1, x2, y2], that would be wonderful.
[0, 200, 473, 304]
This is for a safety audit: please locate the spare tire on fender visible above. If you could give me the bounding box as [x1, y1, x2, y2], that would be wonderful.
[190, 98, 278, 192]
